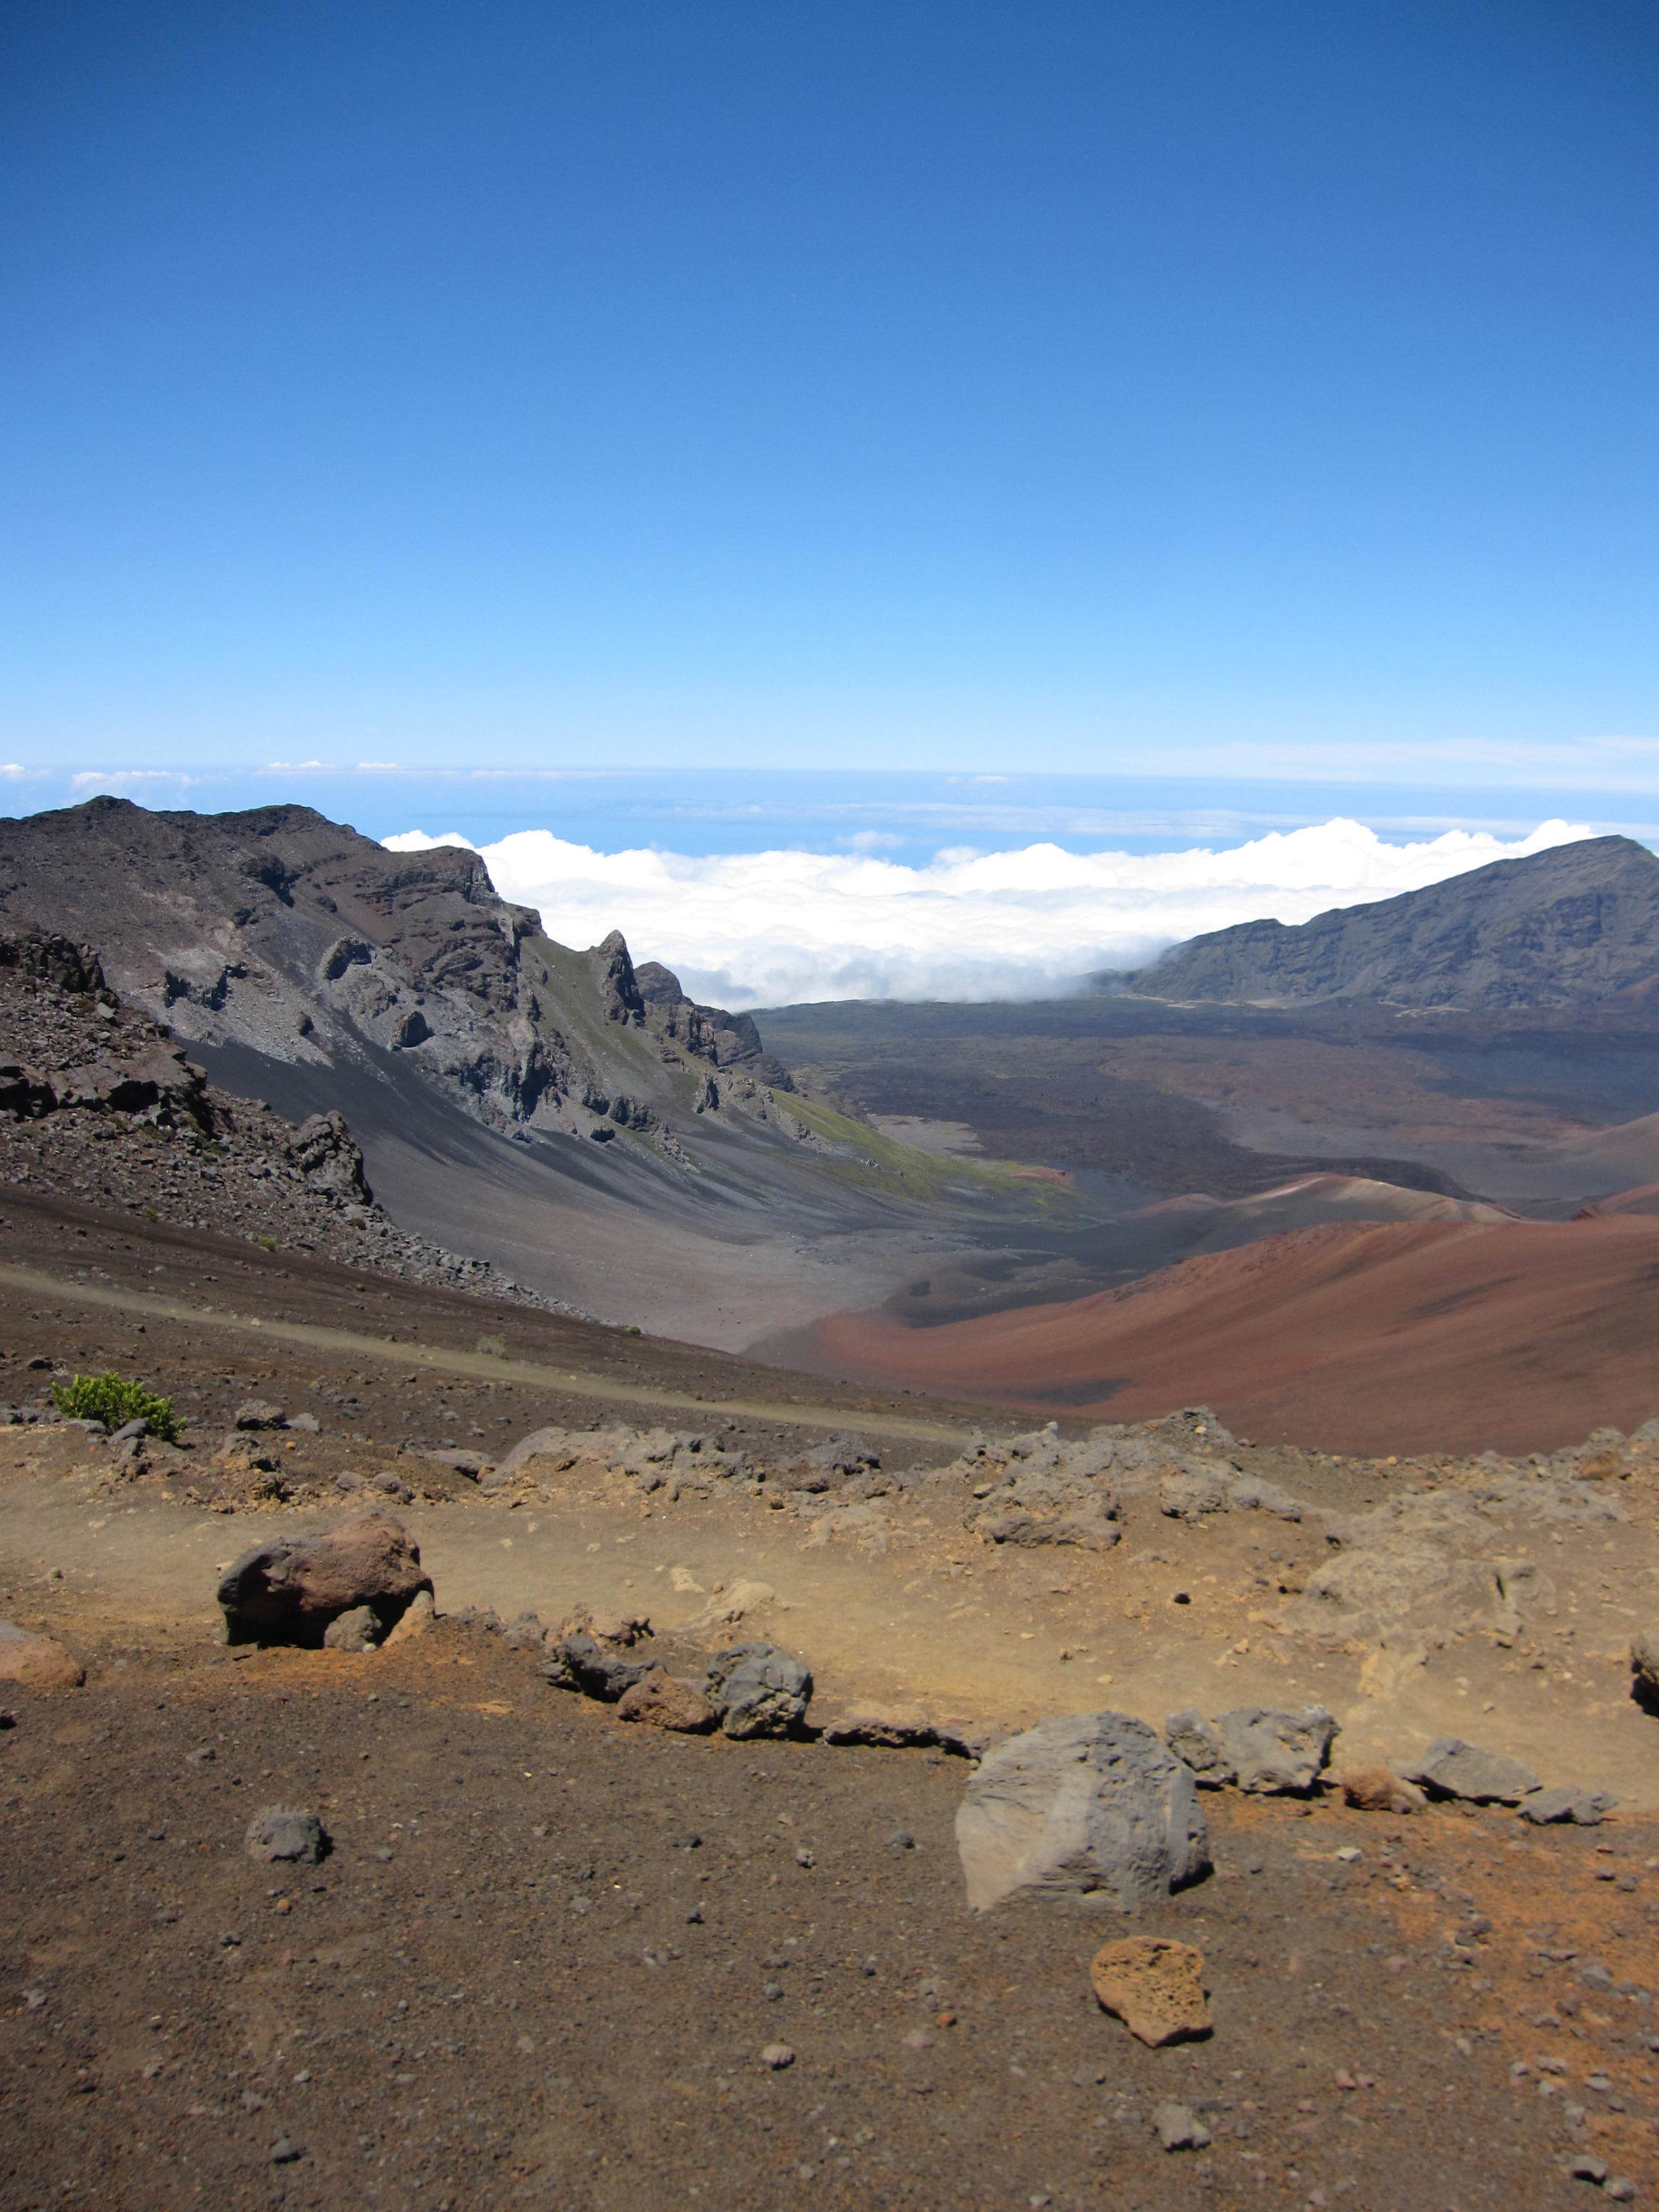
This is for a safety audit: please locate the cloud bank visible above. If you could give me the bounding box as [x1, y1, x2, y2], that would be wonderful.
[383, 817, 1595, 1008]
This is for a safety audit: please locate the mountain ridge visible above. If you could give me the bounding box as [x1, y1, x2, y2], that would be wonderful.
[1125, 833, 1659, 1008]
[0, 797, 796, 1158]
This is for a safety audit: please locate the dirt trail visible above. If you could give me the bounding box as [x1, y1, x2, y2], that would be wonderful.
[0, 1261, 971, 1449]
[5, 1433, 1656, 1814]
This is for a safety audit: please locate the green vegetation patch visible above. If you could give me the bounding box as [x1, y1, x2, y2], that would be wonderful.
[778, 1092, 1073, 1213]
[49, 1372, 180, 1442]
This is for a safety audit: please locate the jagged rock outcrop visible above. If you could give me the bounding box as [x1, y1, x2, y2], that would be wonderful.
[635, 960, 794, 1088]
[0, 799, 792, 1150]
[0, 928, 555, 1306]
[1128, 835, 1659, 1009]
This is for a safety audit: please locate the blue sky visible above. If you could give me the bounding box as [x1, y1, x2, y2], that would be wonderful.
[2, 0, 1656, 812]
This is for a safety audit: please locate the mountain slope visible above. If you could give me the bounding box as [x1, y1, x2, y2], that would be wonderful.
[0, 800, 1072, 1342]
[1130, 834, 1659, 1008]
[793, 1213, 1659, 1453]
[0, 797, 800, 1150]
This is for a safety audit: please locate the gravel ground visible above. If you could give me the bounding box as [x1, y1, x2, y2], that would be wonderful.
[2, 1624, 1657, 2212]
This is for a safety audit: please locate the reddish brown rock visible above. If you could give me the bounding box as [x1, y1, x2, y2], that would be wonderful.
[216, 1513, 432, 1647]
[0, 1624, 85, 1690]
[1091, 1936, 1211, 2047]
[615, 1666, 718, 1733]
[1338, 1765, 1426, 1814]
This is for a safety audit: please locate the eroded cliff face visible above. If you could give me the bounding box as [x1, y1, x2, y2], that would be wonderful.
[1128, 835, 1659, 1010]
[0, 799, 792, 1157]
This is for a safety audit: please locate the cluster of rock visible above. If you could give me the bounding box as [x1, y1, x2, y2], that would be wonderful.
[0, 932, 561, 1307]
[940, 1410, 1307, 1550]
[953, 1690, 1637, 1919]
[539, 1611, 814, 1739]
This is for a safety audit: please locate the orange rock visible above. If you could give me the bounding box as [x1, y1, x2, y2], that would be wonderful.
[1090, 1936, 1211, 2047]
[0, 1627, 85, 1690]
[1338, 1766, 1426, 1814]
[615, 1666, 717, 1733]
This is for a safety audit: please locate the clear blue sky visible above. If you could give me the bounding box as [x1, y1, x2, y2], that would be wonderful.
[2, 0, 1656, 802]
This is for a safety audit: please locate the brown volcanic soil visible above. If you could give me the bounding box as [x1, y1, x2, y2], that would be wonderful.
[6, 1633, 1656, 2212]
[3, 1196, 1659, 2207]
[796, 1215, 1659, 1456]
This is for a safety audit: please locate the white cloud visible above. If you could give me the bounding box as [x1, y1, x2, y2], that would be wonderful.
[382, 816, 1599, 1008]
[69, 769, 200, 793]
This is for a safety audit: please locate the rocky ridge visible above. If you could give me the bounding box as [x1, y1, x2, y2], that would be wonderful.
[0, 798, 798, 1158]
[1127, 834, 1659, 1009]
[0, 929, 562, 1308]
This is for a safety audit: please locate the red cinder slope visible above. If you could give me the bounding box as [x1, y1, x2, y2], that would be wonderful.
[808, 1216, 1659, 1455]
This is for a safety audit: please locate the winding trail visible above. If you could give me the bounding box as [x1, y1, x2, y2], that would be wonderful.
[0, 1261, 974, 1448]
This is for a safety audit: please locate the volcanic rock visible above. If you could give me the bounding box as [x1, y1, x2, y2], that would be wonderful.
[541, 1633, 655, 1702]
[1163, 1710, 1232, 1786]
[1091, 1936, 1212, 2047]
[245, 1807, 328, 1864]
[1153, 2100, 1212, 2152]
[216, 1513, 433, 1647]
[1395, 1737, 1542, 1805]
[955, 1711, 1210, 1913]
[1212, 1706, 1336, 1795]
[703, 1643, 813, 1740]
[1517, 1786, 1616, 1826]
[322, 1605, 382, 1653]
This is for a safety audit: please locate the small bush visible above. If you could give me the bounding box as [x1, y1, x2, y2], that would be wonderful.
[252, 1235, 278, 1252]
[475, 1334, 506, 1359]
[50, 1372, 180, 1441]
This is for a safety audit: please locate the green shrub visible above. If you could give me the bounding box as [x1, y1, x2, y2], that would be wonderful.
[252, 1235, 278, 1252]
[50, 1372, 180, 1441]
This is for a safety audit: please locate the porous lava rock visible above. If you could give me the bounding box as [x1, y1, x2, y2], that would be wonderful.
[703, 1643, 813, 1740]
[216, 1513, 433, 1647]
[956, 1711, 1209, 1913]
[1091, 1936, 1212, 2047]
[1338, 1766, 1426, 1814]
[615, 1666, 718, 1733]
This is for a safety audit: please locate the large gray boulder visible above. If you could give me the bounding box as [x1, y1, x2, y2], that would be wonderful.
[1212, 1706, 1336, 1795]
[703, 1643, 812, 1739]
[1633, 1631, 1659, 1713]
[1395, 1736, 1541, 1805]
[1164, 1711, 1232, 1786]
[956, 1711, 1210, 1913]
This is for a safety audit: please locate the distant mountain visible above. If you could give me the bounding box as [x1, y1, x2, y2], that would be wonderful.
[0, 798, 792, 1152]
[1126, 834, 1659, 1009]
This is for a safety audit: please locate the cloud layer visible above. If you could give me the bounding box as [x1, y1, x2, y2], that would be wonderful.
[384, 817, 1595, 1008]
